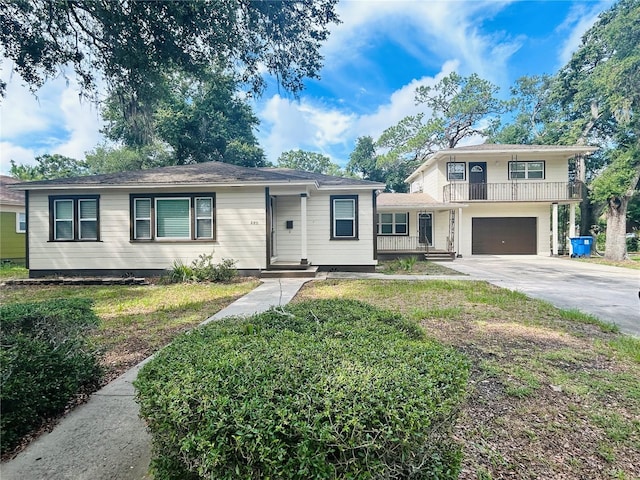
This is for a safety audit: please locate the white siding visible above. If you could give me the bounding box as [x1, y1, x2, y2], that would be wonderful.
[306, 190, 376, 266]
[28, 187, 268, 272]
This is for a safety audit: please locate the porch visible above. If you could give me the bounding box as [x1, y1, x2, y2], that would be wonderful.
[443, 181, 585, 202]
[376, 236, 456, 261]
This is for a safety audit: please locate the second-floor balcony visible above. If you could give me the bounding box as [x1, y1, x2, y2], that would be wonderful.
[443, 181, 585, 203]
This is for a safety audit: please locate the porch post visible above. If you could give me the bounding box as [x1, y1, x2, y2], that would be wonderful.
[569, 203, 576, 255]
[300, 193, 308, 265]
[552, 203, 559, 256]
[457, 207, 463, 257]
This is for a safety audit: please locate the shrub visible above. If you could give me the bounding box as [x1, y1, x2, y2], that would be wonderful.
[398, 255, 418, 271]
[168, 255, 237, 283]
[135, 299, 469, 479]
[0, 298, 102, 453]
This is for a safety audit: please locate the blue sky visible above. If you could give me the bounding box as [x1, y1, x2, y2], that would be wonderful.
[0, 0, 613, 174]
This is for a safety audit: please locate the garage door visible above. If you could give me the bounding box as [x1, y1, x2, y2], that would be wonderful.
[472, 217, 537, 254]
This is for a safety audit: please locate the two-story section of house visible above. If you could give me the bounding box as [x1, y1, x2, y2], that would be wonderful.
[377, 144, 597, 258]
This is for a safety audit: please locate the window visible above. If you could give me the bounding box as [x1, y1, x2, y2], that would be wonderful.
[16, 212, 26, 233]
[330, 195, 358, 239]
[377, 212, 408, 235]
[447, 162, 466, 181]
[130, 194, 215, 241]
[509, 161, 545, 180]
[49, 196, 100, 241]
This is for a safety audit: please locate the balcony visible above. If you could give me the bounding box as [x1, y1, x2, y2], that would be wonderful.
[443, 181, 585, 202]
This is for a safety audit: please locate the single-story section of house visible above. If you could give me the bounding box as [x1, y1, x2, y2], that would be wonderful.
[13, 162, 385, 278]
[1, 175, 27, 265]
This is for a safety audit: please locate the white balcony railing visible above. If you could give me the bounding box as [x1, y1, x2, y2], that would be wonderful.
[443, 181, 585, 202]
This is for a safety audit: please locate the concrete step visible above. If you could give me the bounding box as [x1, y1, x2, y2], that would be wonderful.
[261, 266, 319, 278]
[424, 252, 456, 262]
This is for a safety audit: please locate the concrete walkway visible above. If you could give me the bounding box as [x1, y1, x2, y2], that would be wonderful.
[0, 278, 310, 480]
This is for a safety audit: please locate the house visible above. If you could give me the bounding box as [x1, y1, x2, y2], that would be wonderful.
[0, 175, 27, 265]
[377, 144, 597, 258]
[12, 162, 385, 278]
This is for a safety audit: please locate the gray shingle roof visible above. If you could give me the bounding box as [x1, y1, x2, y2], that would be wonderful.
[11, 162, 384, 190]
[0, 175, 25, 205]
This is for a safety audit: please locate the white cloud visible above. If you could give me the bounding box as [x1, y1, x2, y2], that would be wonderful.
[325, 0, 517, 82]
[257, 94, 356, 163]
[256, 61, 460, 166]
[0, 62, 105, 171]
[0, 142, 36, 174]
[556, 0, 614, 66]
[355, 61, 458, 139]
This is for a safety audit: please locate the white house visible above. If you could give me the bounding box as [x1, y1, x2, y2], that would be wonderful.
[14, 162, 384, 277]
[377, 144, 597, 258]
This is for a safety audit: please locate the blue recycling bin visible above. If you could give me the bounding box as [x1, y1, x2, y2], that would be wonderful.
[570, 236, 593, 257]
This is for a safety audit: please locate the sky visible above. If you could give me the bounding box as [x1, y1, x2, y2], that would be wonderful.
[0, 0, 614, 175]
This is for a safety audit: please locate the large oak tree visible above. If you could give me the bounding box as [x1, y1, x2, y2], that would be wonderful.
[555, 0, 640, 260]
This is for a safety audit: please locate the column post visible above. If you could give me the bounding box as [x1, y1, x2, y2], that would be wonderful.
[300, 193, 308, 265]
[569, 203, 576, 256]
[552, 203, 559, 256]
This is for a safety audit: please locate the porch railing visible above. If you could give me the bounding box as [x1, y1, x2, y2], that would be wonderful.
[443, 181, 585, 202]
[377, 235, 427, 252]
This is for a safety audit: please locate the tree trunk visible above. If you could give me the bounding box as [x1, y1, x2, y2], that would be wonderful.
[604, 196, 629, 261]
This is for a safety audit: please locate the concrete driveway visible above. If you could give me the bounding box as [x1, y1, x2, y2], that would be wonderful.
[447, 256, 640, 336]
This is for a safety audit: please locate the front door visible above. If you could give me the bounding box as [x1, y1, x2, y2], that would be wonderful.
[418, 213, 432, 245]
[469, 162, 487, 200]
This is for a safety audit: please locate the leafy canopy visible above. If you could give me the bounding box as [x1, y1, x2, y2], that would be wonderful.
[276, 149, 342, 175]
[0, 0, 340, 99]
[103, 71, 266, 166]
[377, 72, 508, 169]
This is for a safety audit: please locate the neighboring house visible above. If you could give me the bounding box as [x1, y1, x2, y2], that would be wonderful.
[12, 162, 384, 277]
[377, 144, 596, 258]
[0, 175, 27, 265]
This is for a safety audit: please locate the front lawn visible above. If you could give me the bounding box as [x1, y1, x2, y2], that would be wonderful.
[0, 280, 259, 384]
[294, 279, 640, 480]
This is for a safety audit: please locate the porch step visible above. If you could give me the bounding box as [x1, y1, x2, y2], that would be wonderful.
[261, 266, 319, 278]
[424, 251, 456, 262]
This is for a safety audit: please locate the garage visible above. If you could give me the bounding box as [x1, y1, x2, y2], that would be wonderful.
[472, 217, 537, 254]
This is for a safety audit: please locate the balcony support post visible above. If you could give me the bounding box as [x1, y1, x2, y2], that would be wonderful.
[569, 203, 576, 255]
[552, 203, 559, 256]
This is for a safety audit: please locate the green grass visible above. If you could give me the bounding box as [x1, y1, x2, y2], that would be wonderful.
[294, 278, 640, 479]
[0, 281, 259, 380]
[0, 264, 28, 279]
[376, 259, 464, 275]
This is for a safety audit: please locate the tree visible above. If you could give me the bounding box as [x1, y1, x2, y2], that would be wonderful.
[103, 71, 267, 166]
[347, 136, 409, 192]
[276, 150, 342, 175]
[490, 75, 569, 146]
[556, 0, 640, 260]
[9, 154, 88, 180]
[0, 1, 339, 100]
[84, 144, 174, 174]
[377, 72, 508, 175]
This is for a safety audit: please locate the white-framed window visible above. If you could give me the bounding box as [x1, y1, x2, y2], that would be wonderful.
[131, 194, 215, 241]
[78, 199, 98, 240]
[134, 198, 152, 240]
[49, 196, 100, 241]
[16, 212, 26, 233]
[447, 162, 466, 181]
[195, 197, 214, 239]
[377, 212, 408, 235]
[331, 195, 358, 239]
[509, 161, 545, 180]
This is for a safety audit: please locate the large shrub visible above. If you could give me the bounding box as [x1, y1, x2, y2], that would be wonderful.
[0, 298, 102, 453]
[135, 299, 469, 479]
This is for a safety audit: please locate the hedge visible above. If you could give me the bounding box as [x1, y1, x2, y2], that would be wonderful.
[136, 299, 469, 479]
[0, 298, 102, 453]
